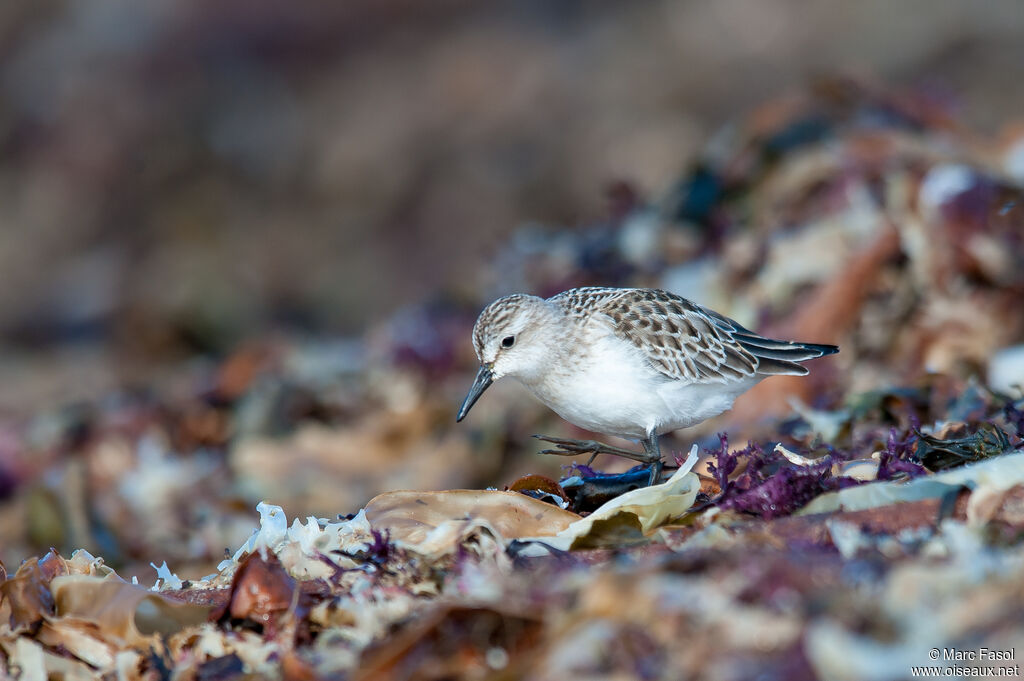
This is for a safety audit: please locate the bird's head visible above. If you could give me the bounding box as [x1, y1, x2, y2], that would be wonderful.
[456, 294, 551, 422]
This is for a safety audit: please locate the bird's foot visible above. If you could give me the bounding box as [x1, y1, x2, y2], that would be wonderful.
[533, 435, 661, 467]
[646, 459, 663, 487]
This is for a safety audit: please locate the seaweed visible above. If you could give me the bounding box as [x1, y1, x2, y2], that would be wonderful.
[877, 428, 928, 479]
[1003, 401, 1024, 439]
[360, 529, 395, 566]
[561, 466, 653, 514]
[708, 434, 859, 519]
[720, 462, 836, 519]
[914, 423, 1014, 471]
[704, 433, 739, 496]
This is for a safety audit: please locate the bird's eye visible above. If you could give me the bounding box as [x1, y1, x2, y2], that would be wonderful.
[501, 335, 515, 348]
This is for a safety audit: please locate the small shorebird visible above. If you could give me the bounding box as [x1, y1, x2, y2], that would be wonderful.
[457, 287, 838, 485]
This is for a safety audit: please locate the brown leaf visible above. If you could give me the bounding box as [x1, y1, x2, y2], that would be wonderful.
[569, 513, 647, 550]
[36, 619, 116, 669]
[37, 550, 70, 581]
[506, 474, 570, 505]
[213, 552, 296, 633]
[354, 606, 540, 681]
[364, 489, 581, 551]
[51, 575, 212, 646]
[0, 551, 66, 634]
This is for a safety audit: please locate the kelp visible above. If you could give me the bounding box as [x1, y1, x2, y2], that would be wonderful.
[915, 423, 1015, 471]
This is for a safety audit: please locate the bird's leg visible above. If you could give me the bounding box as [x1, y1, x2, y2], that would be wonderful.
[533, 435, 659, 466]
[642, 434, 664, 487]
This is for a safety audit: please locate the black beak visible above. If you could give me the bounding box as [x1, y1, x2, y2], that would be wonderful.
[456, 365, 494, 422]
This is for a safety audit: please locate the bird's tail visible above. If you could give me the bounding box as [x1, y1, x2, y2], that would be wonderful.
[735, 333, 839, 376]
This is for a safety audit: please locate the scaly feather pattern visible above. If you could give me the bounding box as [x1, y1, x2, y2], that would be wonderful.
[548, 287, 837, 383]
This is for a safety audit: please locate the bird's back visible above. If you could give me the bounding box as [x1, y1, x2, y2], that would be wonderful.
[549, 287, 838, 384]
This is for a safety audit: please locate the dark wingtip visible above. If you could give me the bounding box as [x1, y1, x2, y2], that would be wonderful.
[805, 343, 840, 357]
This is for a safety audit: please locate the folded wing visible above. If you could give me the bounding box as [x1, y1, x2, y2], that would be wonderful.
[586, 288, 837, 383]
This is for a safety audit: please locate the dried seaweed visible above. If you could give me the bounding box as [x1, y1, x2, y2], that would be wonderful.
[877, 428, 929, 479]
[1004, 401, 1024, 439]
[560, 467, 653, 513]
[1, 557, 56, 634]
[705, 433, 739, 496]
[506, 474, 571, 509]
[914, 423, 1014, 471]
[356, 529, 396, 567]
[2, 73, 1024, 680]
[708, 435, 865, 519]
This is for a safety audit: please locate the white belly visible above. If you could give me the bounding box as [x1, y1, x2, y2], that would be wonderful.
[517, 333, 759, 440]
[652, 378, 759, 434]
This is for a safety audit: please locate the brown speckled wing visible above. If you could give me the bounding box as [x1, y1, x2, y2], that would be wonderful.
[553, 287, 759, 383]
[549, 287, 627, 319]
[549, 287, 838, 381]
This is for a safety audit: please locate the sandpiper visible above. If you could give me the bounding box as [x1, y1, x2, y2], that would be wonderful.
[457, 287, 838, 485]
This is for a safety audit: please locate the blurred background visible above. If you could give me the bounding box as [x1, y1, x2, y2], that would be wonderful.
[1, 0, 1023, 576]
[3, 0, 1024, 409]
